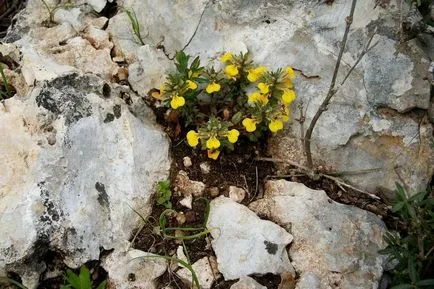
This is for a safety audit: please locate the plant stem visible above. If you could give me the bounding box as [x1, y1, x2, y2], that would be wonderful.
[304, 0, 358, 169]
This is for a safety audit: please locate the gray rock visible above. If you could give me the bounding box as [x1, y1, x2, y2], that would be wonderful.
[0, 74, 170, 287]
[228, 186, 246, 203]
[128, 45, 174, 97]
[102, 249, 167, 289]
[176, 256, 216, 289]
[249, 180, 388, 289]
[207, 196, 294, 281]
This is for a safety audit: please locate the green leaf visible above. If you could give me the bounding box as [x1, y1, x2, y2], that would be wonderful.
[96, 280, 107, 289]
[408, 257, 418, 282]
[190, 56, 201, 70]
[231, 111, 244, 125]
[79, 266, 92, 289]
[392, 202, 405, 213]
[395, 183, 406, 201]
[65, 270, 81, 289]
[416, 279, 434, 286]
[391, 284, 413, 289]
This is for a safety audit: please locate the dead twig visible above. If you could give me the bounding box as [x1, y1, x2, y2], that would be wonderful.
[257, 157, 381, 200]
[304, 0, 358, 169]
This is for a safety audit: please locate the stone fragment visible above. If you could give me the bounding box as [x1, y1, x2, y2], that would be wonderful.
[183, 156, 192, 168]
[200, 162, 211, 174]
[175, 170, 205, 197]
[179, 195, 193, 209]
[176, 257, 215, 289]
[102, 249, 167, 289]
[228, 186, 246, 203]
[207, 196, 294, 280]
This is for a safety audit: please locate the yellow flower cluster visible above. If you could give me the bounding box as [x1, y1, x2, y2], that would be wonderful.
[247, 66, 267, 82]
[155, 50, 298, 160]
[186, 127, 240, 160]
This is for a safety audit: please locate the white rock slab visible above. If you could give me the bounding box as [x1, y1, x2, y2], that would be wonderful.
[207, 196, 293, 280]
[102, 249, 167, 289]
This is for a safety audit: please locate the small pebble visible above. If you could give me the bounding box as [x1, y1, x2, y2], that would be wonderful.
[179, 194, 192, 209]
[183, 156, 192, 167]
[176, 212, 186, 225]
[228, 186, 246, 203]
[200, 162, 211, 174]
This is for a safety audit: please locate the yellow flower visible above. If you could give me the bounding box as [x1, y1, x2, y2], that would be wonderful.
[206, 82, 221, 94]
[186, 130, 199, 147]
[282, 78, 293, 89]
[269, 119, 284, 133]
[227, 129, 240, 143]
[258, 94, 269, 105]
[225, 64, 239, 78]
[257, 82, 269, 94]
[281, 107, 290, 122]
[286, 66, 296, 80]
[170, 95, 185, 109]
[282, 89, 296, 104]
[248, 91, 261, 104]
[186, 80, 198, 90]
[247, 66, 267, 82]
[242, 118, 257, 132]
[206, 136, 220, 150]
[220, 52, 233, 63]
[207, 150, 220, 160]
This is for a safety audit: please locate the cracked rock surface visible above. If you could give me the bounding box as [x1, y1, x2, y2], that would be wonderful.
[249, 181, 388, 289]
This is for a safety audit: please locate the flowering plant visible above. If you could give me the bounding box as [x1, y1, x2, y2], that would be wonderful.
[153, 51, 297, 159]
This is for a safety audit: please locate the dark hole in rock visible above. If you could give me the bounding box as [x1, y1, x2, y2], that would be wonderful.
[264, 240, 278, 255]
[98, 0, 118, 20]
[104, 113, 115, 123]
[128, 273, 136, 281]
[113, 104, 121, 118]
[102, 83, 111, 98]
[95, 182, 110, 207]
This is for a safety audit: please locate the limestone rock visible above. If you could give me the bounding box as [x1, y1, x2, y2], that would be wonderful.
[207, 196, 294, 280]
[83, 26, 113, 50]
[128, 45, 174, 97]
[85, 0, 107, 13]
[249, 180, 388, 289]
[176, 257, 216, 289]
[0, 73, 170, 286]
[49, 37, 118, 81]
[102, 249, 167, 289]
[228, 186, 246, 203]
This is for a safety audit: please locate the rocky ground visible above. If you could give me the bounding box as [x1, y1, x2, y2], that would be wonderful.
[0, 0, 433, 289]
